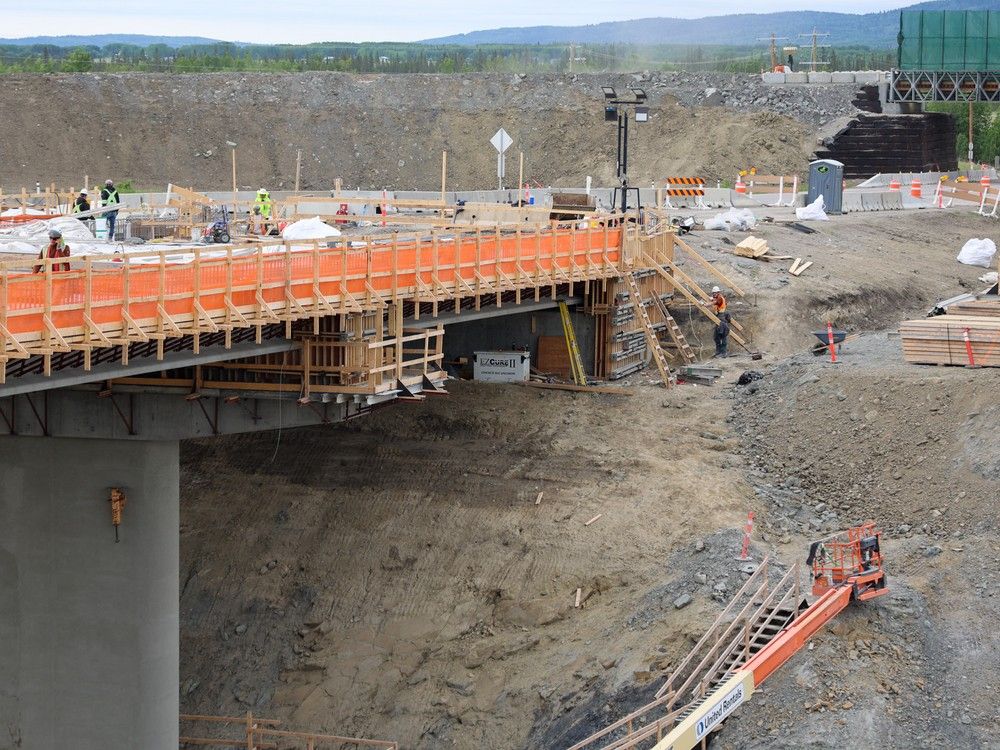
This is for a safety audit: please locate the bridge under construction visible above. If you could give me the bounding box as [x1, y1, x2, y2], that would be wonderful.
[0, 209, 746, 747]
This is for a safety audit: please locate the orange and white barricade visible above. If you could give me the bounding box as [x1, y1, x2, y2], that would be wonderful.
[979, 185, 1000, 217]
[661, 176, 708, 209]
[934, 179, 989, 211]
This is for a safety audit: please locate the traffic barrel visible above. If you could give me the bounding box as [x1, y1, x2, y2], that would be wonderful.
[981, 174, 991, 189]
[735, 176, 747, 195]
[889, 178, 901, 191]
[910, 179, 922, 198]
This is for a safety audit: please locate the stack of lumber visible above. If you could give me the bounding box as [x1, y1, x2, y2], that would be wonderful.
[733, 237, 769, 258]
[945, 298, 1000, 317]
[900, 314, 1000, 367]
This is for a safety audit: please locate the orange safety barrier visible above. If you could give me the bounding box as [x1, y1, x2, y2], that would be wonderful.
[0, 222, 625, 366]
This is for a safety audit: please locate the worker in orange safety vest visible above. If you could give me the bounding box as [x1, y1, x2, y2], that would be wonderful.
[711, 286, 730, 358]
[34, 229, 71, 273]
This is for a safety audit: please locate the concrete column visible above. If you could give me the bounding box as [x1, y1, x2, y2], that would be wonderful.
[0, 437, 179, 750]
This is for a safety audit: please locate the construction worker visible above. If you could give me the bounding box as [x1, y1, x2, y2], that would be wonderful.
[100, 179, 121, 240]
[34, 229, 71, 273]
[711, 286, 730, 358]
[72, 189, 90, 218]
[253, 188, 272, 234]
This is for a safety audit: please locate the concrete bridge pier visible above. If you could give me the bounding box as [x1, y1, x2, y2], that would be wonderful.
[0, 436, 179, 750]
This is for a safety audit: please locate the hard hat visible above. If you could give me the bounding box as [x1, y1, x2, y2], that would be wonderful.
[711, 286, 722, 294]
[258, 187, 268, 193]
[105, 179, 113, 185]
[80, 189, 88, 195]
[48, 229, 62, 239]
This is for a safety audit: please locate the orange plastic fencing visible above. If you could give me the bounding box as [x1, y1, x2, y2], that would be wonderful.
[1, 224, 624, 354]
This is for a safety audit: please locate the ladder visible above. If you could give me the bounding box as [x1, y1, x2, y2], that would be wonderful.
[558, 301, 587, 386]
[648, 292, 696, 364]
[623, 273, 673, 388]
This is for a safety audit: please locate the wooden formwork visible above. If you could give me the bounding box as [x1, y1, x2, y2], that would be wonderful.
[0, 219, 625, 385]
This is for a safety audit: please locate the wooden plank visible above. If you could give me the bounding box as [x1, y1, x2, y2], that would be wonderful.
[790, 261, 813, 277]
[673, 236, 745, 297]
[520, 381, 635, 396]
[584, 513, 603, 526]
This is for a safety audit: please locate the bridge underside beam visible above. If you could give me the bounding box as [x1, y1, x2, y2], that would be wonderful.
[0, 386, 366, 441]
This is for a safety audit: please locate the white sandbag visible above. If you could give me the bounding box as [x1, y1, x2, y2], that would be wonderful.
[979, 271, 999, 284]
[704, 208, 757, 231]
[281, 216, 342, 240]
[795, 195, 829, 221]
[957, 238, 997, 268]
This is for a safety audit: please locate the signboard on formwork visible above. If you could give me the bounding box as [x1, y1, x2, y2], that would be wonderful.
[651, 670, 755, 750]
[473, 351, 530, 383]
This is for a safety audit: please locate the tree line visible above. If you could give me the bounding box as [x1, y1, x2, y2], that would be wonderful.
[0, 40, 896, 75]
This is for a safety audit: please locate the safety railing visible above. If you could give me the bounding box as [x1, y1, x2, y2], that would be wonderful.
[0, 220, 625, 380]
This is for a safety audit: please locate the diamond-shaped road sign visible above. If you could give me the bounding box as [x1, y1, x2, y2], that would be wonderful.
[490, 128, 512, 154]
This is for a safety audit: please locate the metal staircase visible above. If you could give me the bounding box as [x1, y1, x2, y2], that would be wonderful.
[566, 560, 804, 750]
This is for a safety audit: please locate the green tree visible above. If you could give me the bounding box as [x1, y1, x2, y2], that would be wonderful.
[63, 47, 93, 72]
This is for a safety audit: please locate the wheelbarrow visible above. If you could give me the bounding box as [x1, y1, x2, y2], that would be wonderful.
[811, 329, 847, 355]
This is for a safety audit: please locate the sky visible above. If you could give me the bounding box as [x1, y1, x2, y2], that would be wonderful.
[2, 0, 916, 44]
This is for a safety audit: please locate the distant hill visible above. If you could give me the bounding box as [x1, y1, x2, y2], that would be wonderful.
[421, 0, 1000, 47]
[0, 34, 223, 47]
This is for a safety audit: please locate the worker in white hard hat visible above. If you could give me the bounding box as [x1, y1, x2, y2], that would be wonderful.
[72, 189, 91, 220]
[710, 286, 730, 358]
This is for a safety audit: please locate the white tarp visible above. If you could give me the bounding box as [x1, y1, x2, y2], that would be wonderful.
[0, 208, 47, 217]
[0, 215, 95, 241]
[281, 216, 342, 240]
[704, 208, 757, 231]
[957, 238, 997, 268]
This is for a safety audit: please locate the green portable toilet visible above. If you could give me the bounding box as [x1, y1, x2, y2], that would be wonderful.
[807, 159, 844, 214]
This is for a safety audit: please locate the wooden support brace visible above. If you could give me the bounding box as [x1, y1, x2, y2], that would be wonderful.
[41, 316, 71, 351]
[194, 301, 221, 333]
[640, 253, 747, 346]
[674, 236, 746, 297]
[255, 292, 282, 321]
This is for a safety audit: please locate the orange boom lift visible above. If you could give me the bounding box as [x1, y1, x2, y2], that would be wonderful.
[742, 522, 888, 686]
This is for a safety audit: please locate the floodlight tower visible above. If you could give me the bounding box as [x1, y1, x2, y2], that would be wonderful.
[602, 85, 649, 214]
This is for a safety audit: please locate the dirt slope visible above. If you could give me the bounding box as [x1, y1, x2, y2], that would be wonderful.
[180, 379, 746, 748]
[0, 72, 823, 191]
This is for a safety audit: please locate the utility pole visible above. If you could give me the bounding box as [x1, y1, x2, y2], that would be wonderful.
[798, 29, 831, 72]
[968, 98, 975, 164]
[756, 33, 789, 71]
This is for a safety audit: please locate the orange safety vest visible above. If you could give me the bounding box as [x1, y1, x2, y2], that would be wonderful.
[713, 293, 727, 314]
